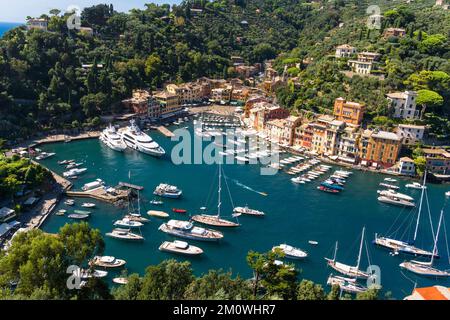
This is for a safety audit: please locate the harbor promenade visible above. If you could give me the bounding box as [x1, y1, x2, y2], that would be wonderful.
[156, 126, 175, 138]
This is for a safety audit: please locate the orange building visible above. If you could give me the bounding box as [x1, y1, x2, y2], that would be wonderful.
[333, 98, 365, 125]
[359, 129, 402, 168]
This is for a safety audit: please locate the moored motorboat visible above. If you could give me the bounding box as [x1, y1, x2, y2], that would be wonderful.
[68, 213, 90, 220]
[327, 274, 367, 294]
[158, 219, 223, 242]
[112, 277, 128, 285]
[159, 240, 203, 256]
[233, 206, 265, 216]
[56, 209, 66, 216]
[106, 228, 144, 241]
[82, 179, 104, 191]
[377, 196, 415, 207]
[81, 202, 96, 208]
[147, 210, 169, 218]
[405, 182, 426, 190]
[153, 184, 182, 198]
[379, 182, 399, 190]
[89, 256, 126, 268]
[114, 217, 144, 228]
[172, 208, 187, 213]
[125, 214, 150, 223]
[272, 244, 308, 259]
[377, 189, 414, 202]
[64, 199, 75, 206]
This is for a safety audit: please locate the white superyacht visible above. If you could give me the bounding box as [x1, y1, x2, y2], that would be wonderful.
[100, 124, 127, 152]
[120, 119, 165, 157]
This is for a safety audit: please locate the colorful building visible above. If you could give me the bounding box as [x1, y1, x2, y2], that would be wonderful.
[359, 129, 402, 168]
[153, 91, 181, 118]
[333, 98, 365, 125]
[422, 148, 450, 175]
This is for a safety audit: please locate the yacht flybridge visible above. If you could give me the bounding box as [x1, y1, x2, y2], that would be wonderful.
[119, 119, 165, 157]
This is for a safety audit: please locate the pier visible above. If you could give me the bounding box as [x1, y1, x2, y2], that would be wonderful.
[65, 187, 129, 204]
[117, 182, 144, 191]
[156, 126, 175, 137]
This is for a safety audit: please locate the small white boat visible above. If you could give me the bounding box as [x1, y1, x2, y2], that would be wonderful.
[147, 210, 169, 218]
[106, 228, 144, 241]
[377, 195, 415, 207]
[112, 277, 128, 285]
[75, 269, 108, 279]
[159, 240, 203, 256]
[377, 189, 414, 202]
[35, 152, 56, 160]
[150, 199, 163, 205]
[272, 244, 308, 259]
[114, 218, 144, 228]
[81, 203, 96, 208]
[233, 206, 265, 216]
[82, 179, 104, 191]
[327, 275, 367, 294]
[89, 256, 126, 268]
[64, 199, 75, 206]
[308, 240, 319, 245]
[446, 191, 450, 198]
[379, 182, 399, 190]
[384, 177, 397, 182]
[153, 184, 182, 198]
[405, 182, 424, 189]
[56, 209, 66, 216]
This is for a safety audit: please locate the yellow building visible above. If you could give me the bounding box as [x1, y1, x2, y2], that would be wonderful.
[359, 129, 401, 168]
[153, 91, 181, 118]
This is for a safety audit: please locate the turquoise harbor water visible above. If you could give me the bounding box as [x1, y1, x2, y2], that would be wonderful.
[38, 123, 450, 299]
[0, 22, 22, 36]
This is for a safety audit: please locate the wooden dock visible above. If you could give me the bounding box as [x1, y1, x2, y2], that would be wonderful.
[65, 187, 129, 204]
[157, 126, 175, 137]
[117, 182, 144, 191]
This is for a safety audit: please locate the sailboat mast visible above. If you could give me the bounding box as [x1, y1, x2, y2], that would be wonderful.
[217, 164, 222, 218]
[333, 241, 338, 261]
[356, 227, 365, 270]
[137, 190, 141, 215]
[430, 209, 444, 266]
[413, 171, 427, 242]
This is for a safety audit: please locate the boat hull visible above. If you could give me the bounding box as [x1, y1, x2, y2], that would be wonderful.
[191, 214, 240, 227]
[158, 224, 223, 242]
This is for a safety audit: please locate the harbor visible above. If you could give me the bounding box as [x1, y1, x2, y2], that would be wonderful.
[34, 122, 450, 298]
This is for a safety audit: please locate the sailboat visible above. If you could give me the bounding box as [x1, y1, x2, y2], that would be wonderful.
[400, 205, 450, 277]
[191, 164, 240, 228]
[373, 172, 437, 258]
[325, 227, 370, 279]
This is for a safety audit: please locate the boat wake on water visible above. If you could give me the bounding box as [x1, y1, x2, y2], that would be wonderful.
[226, 177, 268, 196]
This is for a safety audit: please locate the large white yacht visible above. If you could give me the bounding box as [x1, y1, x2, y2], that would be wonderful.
[120, 120, 165, 157]
[100, 124, 127, 152]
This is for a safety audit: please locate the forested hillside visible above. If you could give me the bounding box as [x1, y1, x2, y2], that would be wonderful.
[0, 0, 449, 141]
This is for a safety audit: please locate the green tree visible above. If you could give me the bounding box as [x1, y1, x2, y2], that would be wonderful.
[184, 270, 252, 300]
[416, 89, 444, 118]
[137, 259, 194, 300]
[296, 280, 326, 300]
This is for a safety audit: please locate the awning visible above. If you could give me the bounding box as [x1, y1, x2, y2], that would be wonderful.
[361, 160, 368, 166]
[338, 156, 356, 163]
[372, 162, 378, 168]
[330, 155, 339, 161]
